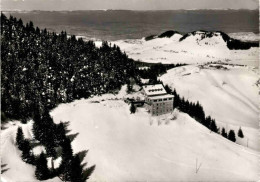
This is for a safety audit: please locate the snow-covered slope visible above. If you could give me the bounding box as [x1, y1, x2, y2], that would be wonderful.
[50, 97, 259, 181]
[0, 121, 61, 182]
[2, 84, 259, 181]
[113, 31, 258, 66]
[160, 64, 259, 151]
[179, 31, 227, 46]
[229, 32, 260, 42]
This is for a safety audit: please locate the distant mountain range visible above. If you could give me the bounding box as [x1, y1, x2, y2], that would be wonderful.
[2, 9, 258, 12]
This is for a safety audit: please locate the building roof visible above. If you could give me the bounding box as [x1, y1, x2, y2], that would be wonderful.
[148, 94, 174, 100]
[143, 84, 167, 96]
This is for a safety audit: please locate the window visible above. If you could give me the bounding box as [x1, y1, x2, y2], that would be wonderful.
[154, 99, 157, 102]
[159, 99, 162, 101]
[163, 98, 167, 101]
[169, 98, 172, 100]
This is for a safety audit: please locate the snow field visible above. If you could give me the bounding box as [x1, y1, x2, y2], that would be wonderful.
[160, 64, 259, 151]
[50, 97, 259, 181]
[112, 33, 258, 66]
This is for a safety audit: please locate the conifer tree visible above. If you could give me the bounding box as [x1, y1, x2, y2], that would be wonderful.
[130, 103, 136, 114]
[59, 137, 73, 181]
[32, 111, 42, 141]
[82, 165, 96, 182]
[45, 140, 57, 158]
[35, 152, 50, 180]
[21, 139, 34, 164]
[228, 130, 236, 142]
[16, 127, 25, 150]
[204, 116, 211, 129]
[209, 119, 218, 133]
[70, 154, 84, 182]
[164, 84, 171, 94]
[55, 122, 66, 145]
[238, 127, 244, 138]
[34, 109, 56, 148]
[221, 128, 227, 138]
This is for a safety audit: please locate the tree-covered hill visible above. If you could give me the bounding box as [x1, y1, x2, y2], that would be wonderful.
[1, 13, 137, 122]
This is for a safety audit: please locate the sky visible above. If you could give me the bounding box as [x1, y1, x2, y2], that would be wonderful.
[1, 0, 259, 11]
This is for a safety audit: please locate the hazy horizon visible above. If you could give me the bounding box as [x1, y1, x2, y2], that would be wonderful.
[2, 9, 259, 11]
[1, 0, 258, 11]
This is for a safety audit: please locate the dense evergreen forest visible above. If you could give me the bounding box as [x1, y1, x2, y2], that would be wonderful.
[136, 61, 186, 80]
[0, 13, 139, 181]
[1, 13, 137, 122]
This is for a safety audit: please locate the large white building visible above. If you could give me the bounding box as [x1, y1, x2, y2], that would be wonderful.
[143, 84, 174, 116]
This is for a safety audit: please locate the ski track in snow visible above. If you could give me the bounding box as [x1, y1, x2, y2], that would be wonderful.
[204, 70, 257, 113]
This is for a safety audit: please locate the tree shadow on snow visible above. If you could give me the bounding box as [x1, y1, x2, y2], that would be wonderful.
[1, 164, 9, 174]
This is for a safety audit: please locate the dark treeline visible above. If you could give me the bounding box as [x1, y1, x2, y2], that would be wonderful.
[164, 85, 240, 143]
[145, 30, 181, 41]
[136, 61, 186, 80]
[179, 30, 258, 50]
[1, 13, 137, 123]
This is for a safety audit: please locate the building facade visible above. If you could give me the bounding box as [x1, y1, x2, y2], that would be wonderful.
[143, 84, 174, 116]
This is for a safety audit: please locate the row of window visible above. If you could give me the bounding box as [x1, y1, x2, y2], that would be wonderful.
[153, 102, 173, 106]
[148, 88, 163, 92]
[152, 108, 173, 115]
[153, 105, 173, 110]
[153, 107, 173, 112]
[153, 98, 173, 102]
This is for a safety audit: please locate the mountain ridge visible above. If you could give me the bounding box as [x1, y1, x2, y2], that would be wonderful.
[145, 30, 259, 50]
